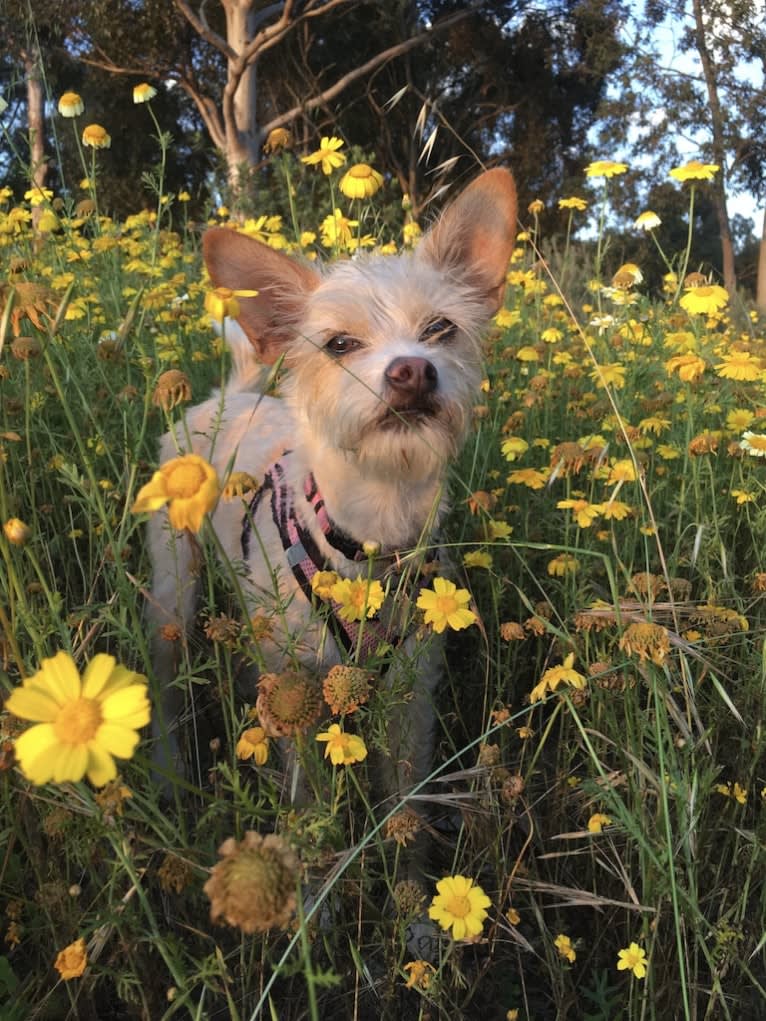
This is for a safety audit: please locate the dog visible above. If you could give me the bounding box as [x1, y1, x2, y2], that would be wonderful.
[147, 168, 517, 807]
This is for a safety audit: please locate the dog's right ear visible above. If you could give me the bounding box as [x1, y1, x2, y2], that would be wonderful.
[203, 228, 321, 363]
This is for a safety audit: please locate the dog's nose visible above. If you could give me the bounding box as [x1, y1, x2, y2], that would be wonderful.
[385, 356, 438, 399]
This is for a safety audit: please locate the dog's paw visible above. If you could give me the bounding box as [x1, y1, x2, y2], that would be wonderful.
[405, 916, 440, 961]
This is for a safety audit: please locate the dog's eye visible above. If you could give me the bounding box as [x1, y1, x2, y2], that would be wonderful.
[325, 334, 359, 356]
[420, 318, 456, 343]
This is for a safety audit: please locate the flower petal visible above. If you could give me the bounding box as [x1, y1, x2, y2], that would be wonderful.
[14, 723, 59, 783]
[132, 472, 170, 514]
[40, 651, 81, 703]
[53, 743, 88, 783]
[81, 653, 117, 699]
[101, 686, 151, 728]
[95, 723, 140, 759]
[5, 686, 61, 722]
[85, 743, 117, 787]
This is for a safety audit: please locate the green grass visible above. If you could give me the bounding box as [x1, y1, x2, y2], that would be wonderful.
[0, 144, 764, 1021]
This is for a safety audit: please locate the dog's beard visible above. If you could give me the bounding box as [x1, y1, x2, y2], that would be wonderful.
[307, 396, 467, 481]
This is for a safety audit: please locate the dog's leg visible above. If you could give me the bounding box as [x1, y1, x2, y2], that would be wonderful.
[147, 512, 201, 782]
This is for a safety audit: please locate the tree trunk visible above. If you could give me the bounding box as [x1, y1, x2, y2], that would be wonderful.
[23, 47, 48, 200]
[757, 207, 766, 314]
[691, 0, 737, 294]
[222, 0, 261, 198]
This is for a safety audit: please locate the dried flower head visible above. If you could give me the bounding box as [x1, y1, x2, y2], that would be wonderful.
[500, 621, 526, 642]
[152, 370, 192, 412]
[385, 807, 423, 847]
[322, 665, 372, 715]
[204, 831, 299, 934]
[158, 853, 194, 894]
[630, 572, 666, 599]
[223, 471, 259, 501]
[393, 879, 427, 917]
[619, 621, 671, 665]
[10, 336, 41, 361]
[203, 614, 241, 645]
[256, 670, 322, 737]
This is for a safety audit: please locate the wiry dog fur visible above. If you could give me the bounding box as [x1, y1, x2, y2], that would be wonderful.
[147, 168, 518, 798]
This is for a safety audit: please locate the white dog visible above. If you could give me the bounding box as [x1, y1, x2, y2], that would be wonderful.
[147, 168, 517, 798]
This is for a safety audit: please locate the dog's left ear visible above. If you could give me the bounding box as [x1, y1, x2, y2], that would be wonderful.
[418, 168, 518, 315]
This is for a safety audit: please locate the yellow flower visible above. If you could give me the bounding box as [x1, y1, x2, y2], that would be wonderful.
[417, 577, 477, 634]
[584, 160, 628, 178]
[132, 453, 220, 533]
[715, 351, 761, 381]
[665, 352, 707, 382]
[547, 554, 578, 577]
[587, 812, 612, 833]
[339, 163, 384, 199]
[556, 498, 603, 529]
[634, 210, 661, 230]
[3, 517, 31, 546]
[133, 82, 157, 104]
[463, 550, 492, 569]
[58, 91, 84, 117]
[601, 499, 632, 521]
[54, 937, 87, 979]
[311, 570, 340, 600]
[558, 196, 588, 210]
[554, 933, 576, 962]
[428, 875, 491, 940]
[680, 284, 729, 316]
[501, 436, 529, 462]
[619, 621, 671, 665]
[330, 576, 385, 622]
[316, 723, 367, 765]
[669, 160, 719, 182]
[741, 431, 766, 457]
[81, 124, 111, 149]
[403, 959, 435, 990]
[236, 726, 269, 764]
[6, 651, 150, 787]
[507, 467, 549, 489]
[607, 459, 637, 484]
[320, 208, 358, 248]
[301, 135, 346, 174]
[731, 489, 755, 505]
[204, 285, 259, 322]
[263, 127, 292, 152]
[529, 653, 587, 702]
[590, 362, 626, 388]
[617, 942, 648, 979]
[726, 408, 754, 432]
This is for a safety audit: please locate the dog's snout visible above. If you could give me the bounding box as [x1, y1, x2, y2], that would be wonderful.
[385, 356, 438, 399]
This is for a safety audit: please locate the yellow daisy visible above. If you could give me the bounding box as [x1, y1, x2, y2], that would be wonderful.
[428, 875, 491, 940]
[132, 453, 220, 533]
[6, 651, 150, 786]
[417, 578, 477, 634]
[316, 723, 367, 765]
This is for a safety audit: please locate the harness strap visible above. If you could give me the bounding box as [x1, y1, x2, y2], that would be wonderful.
[240, 454, 396, 661]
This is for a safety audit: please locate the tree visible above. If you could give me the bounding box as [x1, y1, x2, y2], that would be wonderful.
[74, 0, 473, 196]
[596, 0, 766, 301]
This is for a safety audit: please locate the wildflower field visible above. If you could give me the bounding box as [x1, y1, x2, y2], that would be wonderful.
[1, 96, 765, 1021]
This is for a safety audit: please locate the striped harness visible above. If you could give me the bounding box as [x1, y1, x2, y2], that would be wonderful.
[241, 453, 401, 661]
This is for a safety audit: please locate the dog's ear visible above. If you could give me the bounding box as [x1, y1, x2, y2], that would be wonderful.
[203, 228, 321, 363]
[418, 168, 518, 315]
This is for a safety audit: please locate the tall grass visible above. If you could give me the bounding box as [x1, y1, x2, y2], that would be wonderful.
[0, 117, 764, 1021]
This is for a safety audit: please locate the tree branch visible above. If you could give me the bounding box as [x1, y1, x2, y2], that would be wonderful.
[257, 6, 475, 145]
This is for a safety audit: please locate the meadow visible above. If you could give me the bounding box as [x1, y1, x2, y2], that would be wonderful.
[0, 98, 764, 1021]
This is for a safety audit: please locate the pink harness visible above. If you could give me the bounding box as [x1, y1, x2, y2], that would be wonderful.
[241, 453, 399, 662]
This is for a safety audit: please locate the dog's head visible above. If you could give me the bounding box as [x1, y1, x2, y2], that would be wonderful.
[203, 169, 517, 482]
